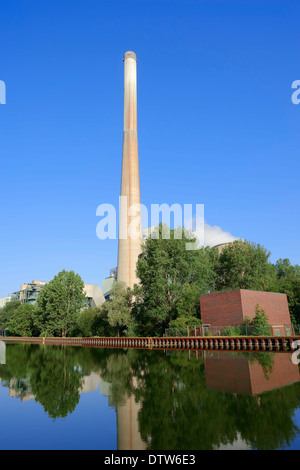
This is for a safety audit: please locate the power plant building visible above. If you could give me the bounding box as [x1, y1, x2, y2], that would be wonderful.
[11, 279, 105, 308]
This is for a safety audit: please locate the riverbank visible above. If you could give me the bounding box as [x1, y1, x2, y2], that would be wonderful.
[3, 335, 300, 352]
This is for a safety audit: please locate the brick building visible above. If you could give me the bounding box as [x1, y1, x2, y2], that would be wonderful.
[200, 289, 293, 336]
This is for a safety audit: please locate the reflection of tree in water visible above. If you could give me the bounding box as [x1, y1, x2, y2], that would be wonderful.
[132, 351, 300, 450]
[246, 352, 275, 380]
[28, 346, 83, 419]
[1, 345, 300, 449]
[91, 348, 149, 407]
[0, 345, 87, 419]
[87, 348, 300, 450]
[0, 343, 32, 381]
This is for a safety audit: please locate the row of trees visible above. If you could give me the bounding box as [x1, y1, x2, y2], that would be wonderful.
[0, 271, 133, 338]
[130, 227, 300, 336]
[0, 271, 87, 338]
[1, 226, 300, 337]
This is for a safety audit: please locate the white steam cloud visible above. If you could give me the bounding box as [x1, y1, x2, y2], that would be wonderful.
[186, 216, 240, 248]
[202, 222, 239, 247]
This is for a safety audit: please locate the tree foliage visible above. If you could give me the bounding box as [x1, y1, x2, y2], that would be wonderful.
[274, 259, 300, 325]
[2, 233, 300, 338]
[7, 303, 36, 337]
[216, 239, 271, 291]
[104, 281, 132, 337]
[240, 304, 272, 336]
[2, 345, 300, 449]
[35, 270, 87, 337]
[133, 225, 216, 336]
[0, 300, 21, 332]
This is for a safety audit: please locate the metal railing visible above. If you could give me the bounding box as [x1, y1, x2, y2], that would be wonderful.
[165, 324, 296, 337]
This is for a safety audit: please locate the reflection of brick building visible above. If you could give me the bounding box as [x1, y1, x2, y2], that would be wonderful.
[205, 351, 300, 395]
[200, 289, 292, 336]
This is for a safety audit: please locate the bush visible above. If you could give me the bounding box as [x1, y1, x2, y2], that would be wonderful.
[240, 305, 272, 336]
[222, 326, 241, 336]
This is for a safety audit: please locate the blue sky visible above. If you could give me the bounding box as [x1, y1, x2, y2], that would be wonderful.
[0, 0, 299, 297]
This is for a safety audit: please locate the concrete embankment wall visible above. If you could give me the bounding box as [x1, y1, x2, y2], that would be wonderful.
[3, 336, 300, 352]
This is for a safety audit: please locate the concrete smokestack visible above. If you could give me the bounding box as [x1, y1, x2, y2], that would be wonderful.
[117, 51, 142, 289]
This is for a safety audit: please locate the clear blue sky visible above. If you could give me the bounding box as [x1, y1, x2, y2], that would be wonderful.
[0, 0, 299, 297]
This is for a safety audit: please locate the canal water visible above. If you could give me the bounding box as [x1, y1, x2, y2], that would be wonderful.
[0, 343, 300, 450]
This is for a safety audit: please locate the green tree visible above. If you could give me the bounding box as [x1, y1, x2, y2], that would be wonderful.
[105, 281, 132, 337]
[168, 314, 202, 335]
[174, 282, 202, 318]
[92, 305, 115, 337]
[275, 258, 300, 279]
[216, 239, 271, 291]
[7, 303, 36, 337]
[35, 270, 86, 337]
[274, 259, 300, 326]
[29, 346, 83, 419]
[0, 300, 21, 332]
[134, 225, 217, 336]
[252, 304, 272, 336]
[75, 307, 99, 337]
[240, 305, 272, 336]
[75, 305, 113, 337]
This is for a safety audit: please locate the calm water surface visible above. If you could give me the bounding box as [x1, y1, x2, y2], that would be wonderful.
[0, 343, 300, 450]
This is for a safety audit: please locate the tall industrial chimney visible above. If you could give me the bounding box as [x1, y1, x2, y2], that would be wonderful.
[117, 51, 142, 289]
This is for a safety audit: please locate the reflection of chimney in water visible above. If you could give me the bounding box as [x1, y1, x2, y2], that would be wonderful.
[117, 51, 142, 289]
[117, 395, 146, 450]
[89, 371, 145, 450]
[117, 375, 146, 450]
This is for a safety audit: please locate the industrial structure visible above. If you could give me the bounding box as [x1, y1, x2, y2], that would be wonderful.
[83, 284, 105, 308]
[200, 289, 293, 336]
[117, 51, 143, 289]
[9, 279, 105, 308]
[0, 296, 13, 309]
[17, 280, 48, 304]
[102, 268, 117, 300]
[213, 242, 234, 254]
